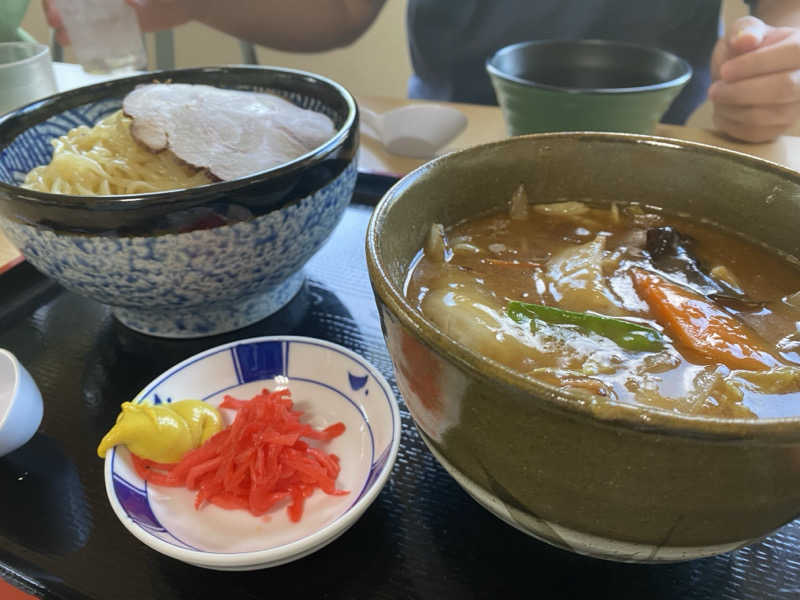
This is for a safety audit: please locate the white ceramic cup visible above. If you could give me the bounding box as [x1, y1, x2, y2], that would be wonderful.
[0, 42, 58, 116]
[0, 348, 43, 457]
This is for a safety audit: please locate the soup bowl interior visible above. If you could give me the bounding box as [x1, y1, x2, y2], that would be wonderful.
[0, 66, 359, 338]
[366, 132, 800, 562]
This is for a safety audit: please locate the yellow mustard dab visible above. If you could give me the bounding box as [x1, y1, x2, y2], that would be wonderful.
[97, 400, 223, 463]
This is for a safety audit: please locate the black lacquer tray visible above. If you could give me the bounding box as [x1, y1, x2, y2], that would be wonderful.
[1, 174, 799, 600]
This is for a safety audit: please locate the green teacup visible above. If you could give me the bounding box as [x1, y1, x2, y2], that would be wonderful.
[486, 39, 692, 135]
[0, 0, 32, 43]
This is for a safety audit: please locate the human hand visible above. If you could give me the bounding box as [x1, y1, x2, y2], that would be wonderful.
[42, 0, 68, 45]
[43, 0, 194, 46]
[709, 16, 800, 143]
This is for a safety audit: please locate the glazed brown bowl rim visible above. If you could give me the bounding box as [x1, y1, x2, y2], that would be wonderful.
[366, 131, 800, 442]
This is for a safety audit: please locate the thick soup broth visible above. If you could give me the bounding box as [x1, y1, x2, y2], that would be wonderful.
[405, 194, 800, 419]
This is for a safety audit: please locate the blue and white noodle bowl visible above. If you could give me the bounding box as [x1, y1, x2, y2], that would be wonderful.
[0, 66, 359, 338]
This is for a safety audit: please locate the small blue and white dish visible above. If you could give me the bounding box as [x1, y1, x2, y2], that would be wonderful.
[104, 336, 401, 570]
[0, 66, 359, 338]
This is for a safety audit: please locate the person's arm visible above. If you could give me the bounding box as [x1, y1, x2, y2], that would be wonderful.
[751, 0, 800, 28]
[45, 0, 387, 52]
[709, 1, 800, 142]
[170, 0, 387, 52]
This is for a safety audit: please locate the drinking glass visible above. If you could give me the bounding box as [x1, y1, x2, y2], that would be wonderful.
[0, 42, 58, 115]
[50, 0, 147, 74]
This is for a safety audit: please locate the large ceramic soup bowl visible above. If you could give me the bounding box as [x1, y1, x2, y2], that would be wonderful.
[366, 133, 800, 563]
[0, 66, 358, 338]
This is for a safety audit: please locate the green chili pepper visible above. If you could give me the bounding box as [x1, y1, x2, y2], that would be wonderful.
[507, 301, 664, 352]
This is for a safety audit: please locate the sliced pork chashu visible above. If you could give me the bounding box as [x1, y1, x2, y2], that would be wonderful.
[122, 83, 337, 181]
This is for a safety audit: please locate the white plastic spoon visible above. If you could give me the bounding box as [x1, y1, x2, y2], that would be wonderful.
[360, 104, 468, 159]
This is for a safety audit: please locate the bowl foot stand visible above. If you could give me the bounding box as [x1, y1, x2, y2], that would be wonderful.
[111, 271, 306, 338]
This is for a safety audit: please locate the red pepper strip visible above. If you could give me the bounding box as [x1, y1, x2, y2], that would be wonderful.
[132, 387, 348, 521]
[186, 456, 223, 489]
[302, 422, 346, 441]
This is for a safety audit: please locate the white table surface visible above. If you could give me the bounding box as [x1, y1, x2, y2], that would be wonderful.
[52, 61, 138, 92]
